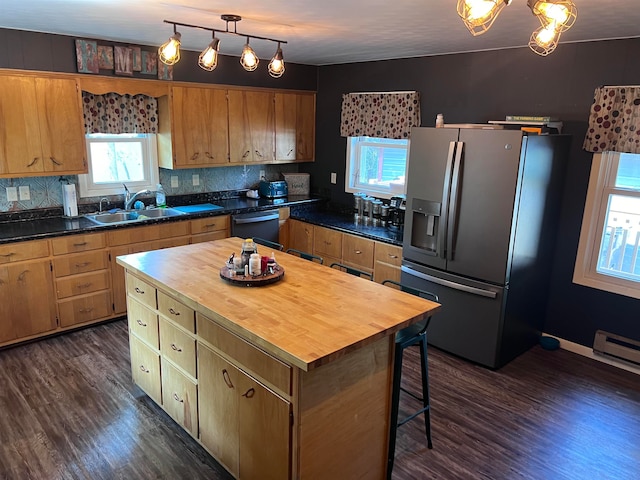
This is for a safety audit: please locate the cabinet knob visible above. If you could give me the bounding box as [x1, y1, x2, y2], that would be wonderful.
[241, 388, 255, 398]
[168, 308, 180, 316]
[355, 250, 362, 255]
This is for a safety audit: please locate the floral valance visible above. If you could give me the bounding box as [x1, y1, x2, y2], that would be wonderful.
[82, 92, 158, 134]
[340, 91, 420, 139]
[583, 86, 640, 154]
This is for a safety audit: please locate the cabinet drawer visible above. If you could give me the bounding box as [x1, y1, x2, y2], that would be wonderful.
[161, 358, 198, 437]
[130, 334, 162, 405]
[160, 318, 197, 378]
[190, 215, 229, 234]
[0, 240, 49, 264]
[313, 226, 342, 259]
[128, 298, 159, 349]
[342, 234, 375, 269]
[53, 250, 108, 277]
[374, 242, 401, 267]
[55, 270, 110, 299]
[51, 233, 106, 255]
[197, 313, 291, 395]
[126, 274, 156, 308]
[57, 290, 112, 327]
[108, 222, 190, 246]
[191, 231, 228, 244]
[158, 290, 195, 333]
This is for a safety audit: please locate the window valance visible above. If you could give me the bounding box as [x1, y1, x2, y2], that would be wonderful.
[340, 91, 421, 140]
[82, 92, 159, 134]
[583, 86, 640, 154]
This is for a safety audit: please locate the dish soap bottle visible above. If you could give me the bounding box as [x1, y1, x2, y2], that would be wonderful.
[155, 183, 166, 208]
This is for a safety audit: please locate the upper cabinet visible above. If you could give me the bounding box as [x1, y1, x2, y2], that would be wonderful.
[0, 74, 86, 177]
[275, 92, 315, 162]
[158, 86, 229, 168]
[228, 90, 275, 164]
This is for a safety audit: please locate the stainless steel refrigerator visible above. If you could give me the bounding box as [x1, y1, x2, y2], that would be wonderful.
[401, 127, 571, 368]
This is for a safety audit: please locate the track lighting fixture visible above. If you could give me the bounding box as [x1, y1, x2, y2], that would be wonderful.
[456, 0, 577, 56]
[159, 15, 287, 77]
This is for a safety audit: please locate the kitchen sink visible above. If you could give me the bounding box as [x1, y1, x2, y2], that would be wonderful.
[85, 208, 186, 225]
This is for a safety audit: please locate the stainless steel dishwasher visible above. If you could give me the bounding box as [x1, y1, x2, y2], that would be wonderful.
[231, 210, 280, 242]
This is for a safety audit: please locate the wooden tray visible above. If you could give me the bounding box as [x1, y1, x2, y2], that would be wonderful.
[219, 265, 285, 287]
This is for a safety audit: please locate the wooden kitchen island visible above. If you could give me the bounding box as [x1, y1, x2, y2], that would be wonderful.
[116, 237, 440, 479]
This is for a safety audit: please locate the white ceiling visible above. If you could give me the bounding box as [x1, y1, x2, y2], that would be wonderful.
[1, 0, 639, 66]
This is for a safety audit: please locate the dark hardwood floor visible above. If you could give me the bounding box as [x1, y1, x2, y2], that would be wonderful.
[1, 320, 639, 479]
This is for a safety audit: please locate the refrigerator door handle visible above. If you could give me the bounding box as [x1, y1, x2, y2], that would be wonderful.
[439, 141, 457, 259]
[446, 141, 464, 262]
[401, 265, 498, 299]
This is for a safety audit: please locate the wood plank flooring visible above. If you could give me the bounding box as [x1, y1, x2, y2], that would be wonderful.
[0, 319, 639, 479]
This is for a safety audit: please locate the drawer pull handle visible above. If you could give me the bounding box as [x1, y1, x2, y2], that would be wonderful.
[287, 148, 293, 156]
[355, 250, 362, 254]
[75, 262, 90, 268]
[255, 150, 263, 158]
[173, 392, 184, 403]
[79, 307, 93, 313]
[191, 152, 200, 160]
[222, 369, 234, 389]
[325, 241, 331, 246]
[18, 270, 30, 282]
[205, 152, 214, 159]
[171, 343, 182, 352]
[139, 364, 149, 373]
[50, 156, 63, 166]
[134, 287, 145, 294]
[0, 252, 15, 258]
[388, 254, 398, 259]
[168, 308, 180, 316]
[205, 223, 216, 228]
[73, 242, 88, 247]
[27, 157, 39, 167]
[136, 319, 147, 327]
[242, 388, 255, 399]
[242, 150, 250, 159]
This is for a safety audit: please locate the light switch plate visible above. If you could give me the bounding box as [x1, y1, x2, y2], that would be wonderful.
[6, 187, 18, 202]
[171, 176, 179, 188]
[259, 170, 265, 180]
[192, 174, 199, 186]
[19, 185, 30, 200]
[331, 172, 337, 184]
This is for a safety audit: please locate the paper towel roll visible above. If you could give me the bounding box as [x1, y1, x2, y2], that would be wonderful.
[62, 184, 78, 217]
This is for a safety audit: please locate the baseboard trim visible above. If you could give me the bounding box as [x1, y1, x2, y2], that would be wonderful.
[542, 333, 640, 376]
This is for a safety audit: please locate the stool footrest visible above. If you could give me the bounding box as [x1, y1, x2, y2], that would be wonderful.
[398, 405, 430, 427]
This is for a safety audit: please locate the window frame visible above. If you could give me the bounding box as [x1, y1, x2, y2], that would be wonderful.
[574, 151, 640, 299]
[344, 136, 409, 199]
[78, 133, 160, 198]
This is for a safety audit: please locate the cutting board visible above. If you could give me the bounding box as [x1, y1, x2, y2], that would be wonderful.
[173, 203, 223, 213]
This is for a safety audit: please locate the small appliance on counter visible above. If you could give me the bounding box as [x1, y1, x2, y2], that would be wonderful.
[258, 180, 288, 198]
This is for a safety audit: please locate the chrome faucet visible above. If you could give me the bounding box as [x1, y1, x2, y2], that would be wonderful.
[99, 197, 109, 212]
[124, 188, 151, 210]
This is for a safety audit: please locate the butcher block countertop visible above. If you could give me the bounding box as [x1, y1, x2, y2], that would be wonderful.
[116, 237, 440, 371]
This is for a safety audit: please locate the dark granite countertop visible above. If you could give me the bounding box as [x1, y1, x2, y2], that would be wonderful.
[289, 208, 404, 246]
[0, 195, 322, 245]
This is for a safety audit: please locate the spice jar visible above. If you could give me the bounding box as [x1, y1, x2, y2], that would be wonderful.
[249, 253, 262, 276]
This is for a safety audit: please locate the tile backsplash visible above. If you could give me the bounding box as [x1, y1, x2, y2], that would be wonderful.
[0, 164, 300, 212]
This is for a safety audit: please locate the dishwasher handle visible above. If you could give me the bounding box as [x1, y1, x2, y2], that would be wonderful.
[233, 213, 280, 225]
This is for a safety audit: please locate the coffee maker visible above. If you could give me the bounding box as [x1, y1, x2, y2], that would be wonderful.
[388, 196, 405, 230]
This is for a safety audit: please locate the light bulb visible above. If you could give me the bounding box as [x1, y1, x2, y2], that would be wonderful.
[538, 3, 569, 24]
[466, 0, 498, 23]
[457, 0, 511, 36]
[529, 24, 561, 56]
[268, 46, 285, 78]
[240, 42, 259, 72]
[528, 0, 577, 32]
[158, 32, 181, 66]
[198, 38, 220, 71]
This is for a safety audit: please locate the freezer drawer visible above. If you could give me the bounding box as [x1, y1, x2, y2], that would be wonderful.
[401, 262, 505, 368]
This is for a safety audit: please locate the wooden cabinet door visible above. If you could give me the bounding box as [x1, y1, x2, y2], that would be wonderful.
[313, 226, 342, 259]
[0, 259, 57, 344]
[130, 334, 162, 405]
[161, 358, 198, 437]
[275, 93, 315, 163]
[228, 90, 275, 163]
[198, 344, 240, 477]
[0, 76, 43, 176]
[171, 86, 229, 166]
[342, 234, 375, 270]
[35, 77, 86, 174]
[237, 370, 291, 480]
[288, 219, 314, 253]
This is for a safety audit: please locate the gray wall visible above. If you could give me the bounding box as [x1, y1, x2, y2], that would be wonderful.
[307, 38, 640, 348]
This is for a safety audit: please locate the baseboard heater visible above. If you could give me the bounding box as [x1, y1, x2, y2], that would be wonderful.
[593, 330, 640, 366]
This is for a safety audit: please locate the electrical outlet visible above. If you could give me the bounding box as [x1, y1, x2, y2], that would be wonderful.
[331, 172, 337, 184]
[259, 170, 265, 180]
[192, 174, 200, 186]
[171, 176, 179, 188]
[6, 187, 18, 202]
[19, 185, 30, 200]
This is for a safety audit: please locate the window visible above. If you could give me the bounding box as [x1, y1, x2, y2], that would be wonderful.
[574, 151, 640, 299]
[78, 134, 159, 198]
[345, 136, 409, 198]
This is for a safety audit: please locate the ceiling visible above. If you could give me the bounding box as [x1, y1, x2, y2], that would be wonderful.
[1, 0, 640, 66]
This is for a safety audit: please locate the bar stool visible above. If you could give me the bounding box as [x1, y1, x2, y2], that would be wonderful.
[253, 237, 284, 251]
[329, 262, 373, 281]
[285, 248, 324, 264]
[382, 279, 438, 479]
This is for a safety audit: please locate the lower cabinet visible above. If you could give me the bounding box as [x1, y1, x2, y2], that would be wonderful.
[161, 358, 198, 436]
[198, 343, 291, 480]
[130, 333, 162, 405]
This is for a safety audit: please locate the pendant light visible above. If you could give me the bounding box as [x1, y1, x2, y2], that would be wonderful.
[240, 38, 259, 71]
[268, 43, 285, 78]
[158, 26, 181, 65]
[457, 0, 512, 36]
[198, 35, 220, 71]
[527, 0, 577, 32]
[528, 23, 561, 56]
